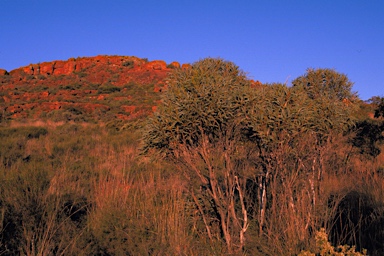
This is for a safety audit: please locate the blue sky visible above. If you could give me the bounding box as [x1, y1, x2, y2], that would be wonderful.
[1, 1, 383, 100]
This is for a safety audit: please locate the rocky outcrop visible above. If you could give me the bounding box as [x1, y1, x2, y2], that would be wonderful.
[144, 60, 167, 71]
[52, 60, 76, 75]
[10, 56, 172, 76]
[0, 55, 186, 122]
[0, 69, 8, 75]
[250, 80, 263, 88]
[168, 61, 180, 69]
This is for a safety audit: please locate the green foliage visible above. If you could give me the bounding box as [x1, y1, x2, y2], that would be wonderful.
[0, 126, 47, 139]
[76, 71, 88, 78]
[144, 57, 251, 152]
[144, 58, 256, 253]
[37, 74, 47, 80]
[0, 126, 48, 167]
[144, 58, 361, 254]
[87, 83, 101, 90]
[30, 84, 49, 92]
[46, 107, 88, 122]
[245, 83, 309, 148]
[287, 69, 358, 141]
[244, 81, 355, 153]
[122, 60, 134, 68]
[0, 156, 89, 255]
[292, 68, 356, 101]
[352, 120, 384, 157]
[299, 228, 367, 256]
[373, 97, 384, 118]
[60, 83, 82, 90]
[166, 63, 177, 69]
[97, 83, 121, 94]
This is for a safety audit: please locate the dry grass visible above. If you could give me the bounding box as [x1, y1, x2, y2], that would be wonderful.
[1, 121, 383, 255]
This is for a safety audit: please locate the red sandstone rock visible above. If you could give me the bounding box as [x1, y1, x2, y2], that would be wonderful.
[0, 69, 8, 75]
[144, 60, 167, 70]
[75, 58, 95, 72]
[250, 80, 263, 88]
[115, 113, 131, 120]
[168, 61, 180, 68]
[40, 62, 54, 75]
[97, 95, 106, 100]
[20, 67, 28, 74]
[41, 102, 67, 111]
[75, 103, 110, 113]
[22, 65, 34, 75]
[2, 96, 10, 103]
[113, 96, 133, 101]
[121, 105, 136, 113]
[181, 63, 191, 69]
[12, 112, 28, 119]
[53, 60, 76, 75]
[40, 91, 49, 98]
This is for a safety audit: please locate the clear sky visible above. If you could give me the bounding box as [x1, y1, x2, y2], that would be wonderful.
[1, 0, 383, 100]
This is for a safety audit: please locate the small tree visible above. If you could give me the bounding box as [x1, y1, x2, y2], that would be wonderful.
[143, 58, 253, 253]
[243, 79, 356, 252]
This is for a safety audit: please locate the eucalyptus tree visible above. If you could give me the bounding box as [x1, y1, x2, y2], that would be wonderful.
[291, 68, 357, 198]
[143, 61, 358, 253]
[243, 70, 357, 250]
[143, 58, 254, 253]
[243, 83, 313, 235]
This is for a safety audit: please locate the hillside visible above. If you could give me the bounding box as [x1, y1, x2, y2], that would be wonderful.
[0, 55, 188, 123]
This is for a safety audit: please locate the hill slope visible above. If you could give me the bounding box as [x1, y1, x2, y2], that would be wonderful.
[0, 55, 186, 123]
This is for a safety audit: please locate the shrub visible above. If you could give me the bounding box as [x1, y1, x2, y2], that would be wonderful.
[60, 83, 82, 90]
[122, 60, 134, 68]
[31, 84, 49, 92]
[97, 83, 121, 94]
[0, 126, 48, 167]
[76, 72, 87, 78]
[299, 228, 367, 256]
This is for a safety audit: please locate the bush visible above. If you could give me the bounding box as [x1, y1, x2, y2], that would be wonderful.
[97, 83, 121, 94]
[60, 83, 82, 90]
[0, 126, 48, 167]
[299, 229, 367, 256]
[122, 60, 134, 68]
[0, 126, 47, 139]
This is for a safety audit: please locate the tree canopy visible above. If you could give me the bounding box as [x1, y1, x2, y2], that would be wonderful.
[143, 58, 361, 254]
[143, 58, 252, 153]
[292, 68, 356, 101]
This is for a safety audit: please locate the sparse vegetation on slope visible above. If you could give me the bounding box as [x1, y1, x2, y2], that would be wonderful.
[0, 55, 174, 123]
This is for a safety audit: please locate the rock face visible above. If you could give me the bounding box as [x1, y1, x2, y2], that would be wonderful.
[181, 63, 191, 69]
[169, 61, 180, 69]
[0, 55, 186, 122]
[14, 56, 150, 76]
[144, 60, 167, 71]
